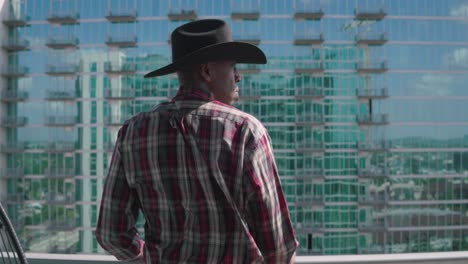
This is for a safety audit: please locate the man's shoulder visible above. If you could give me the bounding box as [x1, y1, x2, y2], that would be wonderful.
[199, 101, 267, 135]
[121, 100, 267, 137]
[121, 102, 172, 128]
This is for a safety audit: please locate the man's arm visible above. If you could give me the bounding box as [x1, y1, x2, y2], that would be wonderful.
[95, 127, 144, 261]
[244, 131, 299, 263]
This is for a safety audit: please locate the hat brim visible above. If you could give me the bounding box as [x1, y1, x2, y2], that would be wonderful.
[144, 41, 266, 78]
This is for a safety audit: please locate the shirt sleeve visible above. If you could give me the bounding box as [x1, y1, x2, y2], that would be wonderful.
[95, 126, 144, 261]
[243, 130, 299, 263]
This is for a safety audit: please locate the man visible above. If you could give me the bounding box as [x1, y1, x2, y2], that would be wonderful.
[96, 19, 298, 263]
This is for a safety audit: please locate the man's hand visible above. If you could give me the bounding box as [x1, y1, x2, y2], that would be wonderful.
[289, 252, 296, 264]
[129, 240, 145, 263]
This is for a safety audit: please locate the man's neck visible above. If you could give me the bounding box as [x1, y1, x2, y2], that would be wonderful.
[175, 84, 215, 101]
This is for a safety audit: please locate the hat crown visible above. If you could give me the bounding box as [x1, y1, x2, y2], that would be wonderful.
[144, 19, 265, 78]
[171, 19, 232, 62]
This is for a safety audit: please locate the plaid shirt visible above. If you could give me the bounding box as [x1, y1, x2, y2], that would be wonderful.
[96, 86, 298, 263]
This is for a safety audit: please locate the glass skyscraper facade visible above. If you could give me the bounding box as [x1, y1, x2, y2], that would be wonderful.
[1, 0, 468, 256]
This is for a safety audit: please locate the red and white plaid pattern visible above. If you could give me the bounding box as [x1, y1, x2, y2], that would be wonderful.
[96, 86, 298, 263]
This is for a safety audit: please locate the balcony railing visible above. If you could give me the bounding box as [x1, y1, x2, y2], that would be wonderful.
[45, 192, 75, 205]
[104, 62, 137, 74]
[46, 37, 79, 49]
[358, 219, 388, 232]
[295, 195, 325, 206]
[105, 10, 137, 22]
[1, 116, 28, 127]
[45, 168, 75, 179]
[239, 94, 261, 100]
[47, 12, 79, 24]
[358, 167, 389, 179]
[105, 35, 137, 47]
[356, 114, 389, 125]
[47, 220, 77, 231]
[104, 88, 136, 99]
[45, 90, 78, 100]
[356, 61, 388, 73]
[45, 64, 79, 75]
[104, 115, 132, 126]
[233, 34, 261, 45]
[356, 33, 388, 45]
[0, 168, 24, 178]
[355, 7, 387, 20]
[45, 245, 79, 254]
[2, 38, 30, 51]
[295, 61, 325, 74]
[294, 8, 324, 20]
[295, 222, 325, 233]
[357, 140, 390, 152]
[294, 33, 324, 45]
[5, 194, 24, 203]
[295, 169, 325, 180]
[1, 90, 29, 102]
[295, 114, 324, 125]
[231, 10, 260, 20]
[296, 142, 325, 153]
[3, 13, 30, 26]
[45, 142, 76, 153]
[0, 142, 26, 153]
[45, 116, 78, 126]
[1, 65, 29, 77]
[357, 245, 387, 254]
[24, 251, 468, 264]
[295, 87, 325, 99]
[236, 64, 261, 74]
[357, 88, 388, 99]
[358, 193, 388, 205]
[168, 9, 197, 21]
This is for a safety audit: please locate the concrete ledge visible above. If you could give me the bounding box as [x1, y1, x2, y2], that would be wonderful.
[26, 251, 468, 264]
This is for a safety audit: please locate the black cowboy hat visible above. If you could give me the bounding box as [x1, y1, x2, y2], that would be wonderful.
[144, 19, 267, 78]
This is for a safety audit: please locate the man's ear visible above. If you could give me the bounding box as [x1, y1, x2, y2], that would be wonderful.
[199, 63, 212, 82]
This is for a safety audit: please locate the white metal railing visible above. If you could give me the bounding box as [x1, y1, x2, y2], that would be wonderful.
[24, 251, 468, 264]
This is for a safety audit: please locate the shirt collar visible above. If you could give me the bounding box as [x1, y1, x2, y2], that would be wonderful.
[173, 85, 214, 102]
